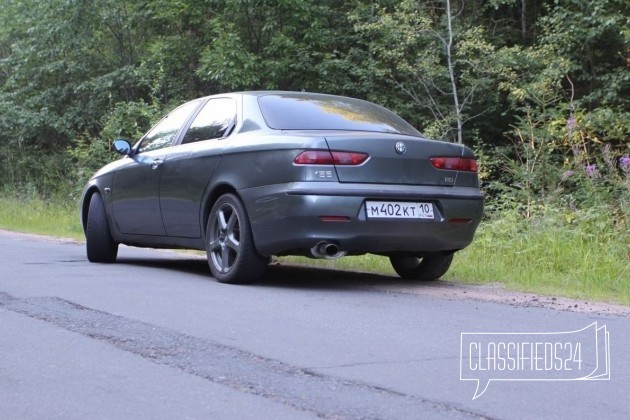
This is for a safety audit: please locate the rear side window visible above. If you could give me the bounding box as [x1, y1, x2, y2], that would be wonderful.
[181, 98, 236, 144]
[258, 94, 420, 136]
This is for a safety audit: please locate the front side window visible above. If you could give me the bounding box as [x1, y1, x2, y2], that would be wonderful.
[139, 101, 200, 153]
[181, 98, 237, 145]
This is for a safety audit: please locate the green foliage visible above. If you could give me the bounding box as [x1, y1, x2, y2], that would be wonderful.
[196, 21, 261, 90]
[67, 99, 164, 195]
[451, 206, 630, 304]
[99, 99, 164, 142]
[539, 0, 629, 110]
[1, 0, 625, 164]
[195, 0, 350, 92]
[482, 0, 630, 226]
[0, 0, 140, 145]
[0, 148, 75, 199]
[347, 0, 523, 144]
[0, 195, 84, 239]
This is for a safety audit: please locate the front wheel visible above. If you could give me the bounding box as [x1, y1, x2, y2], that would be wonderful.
[206, 193, 268, 284]
[389, 253, 454, 281]
[86, 192, 118, 263]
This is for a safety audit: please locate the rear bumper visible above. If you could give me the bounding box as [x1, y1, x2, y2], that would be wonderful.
[239, 182, 484, 256]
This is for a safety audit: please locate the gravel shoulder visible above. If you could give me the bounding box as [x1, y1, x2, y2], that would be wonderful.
[370, 279, 630, 318]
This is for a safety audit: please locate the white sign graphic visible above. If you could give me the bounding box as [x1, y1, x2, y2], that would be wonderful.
[460, 322, 610, 399]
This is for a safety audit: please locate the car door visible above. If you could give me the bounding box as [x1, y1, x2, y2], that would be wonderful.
[111, 100, 200, 236]
[159, 97, 238, 238]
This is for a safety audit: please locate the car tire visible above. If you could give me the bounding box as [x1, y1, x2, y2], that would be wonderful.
[389, 253, 454, 281]
[206, 193, 268, 284]
[86, 192, 118, 263]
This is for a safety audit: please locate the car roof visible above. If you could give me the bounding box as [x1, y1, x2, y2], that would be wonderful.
[203, 90, 353, 100]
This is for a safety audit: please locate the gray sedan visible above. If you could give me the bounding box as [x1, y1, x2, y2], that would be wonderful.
[80, 92, 483, 284]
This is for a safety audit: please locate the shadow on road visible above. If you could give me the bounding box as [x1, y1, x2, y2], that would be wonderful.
[261, 263, 403, 290]
[113, 255, 414, 291]
[115, 256, 210, 277]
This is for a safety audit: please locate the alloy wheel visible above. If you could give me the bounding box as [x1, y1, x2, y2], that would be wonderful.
[208, 202, 241, 274]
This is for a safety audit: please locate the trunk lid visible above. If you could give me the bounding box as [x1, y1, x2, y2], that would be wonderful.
[324, 132, 471, 187]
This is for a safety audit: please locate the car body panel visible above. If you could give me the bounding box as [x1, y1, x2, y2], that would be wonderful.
[240, 182, 483, 256]
[159, 140, 224, 237]
[321, 132, 469, 187]
[111, 149, 168, 236]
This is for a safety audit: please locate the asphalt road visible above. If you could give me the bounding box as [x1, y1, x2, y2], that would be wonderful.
[0, 230, 628, 419]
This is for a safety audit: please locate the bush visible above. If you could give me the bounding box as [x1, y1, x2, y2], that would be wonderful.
[66, 100, 164, 197]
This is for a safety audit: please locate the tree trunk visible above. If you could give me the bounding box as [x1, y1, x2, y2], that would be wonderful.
[445, 0, 463, 144]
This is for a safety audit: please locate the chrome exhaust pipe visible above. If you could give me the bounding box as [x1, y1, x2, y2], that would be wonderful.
[309, 241, 347, 260]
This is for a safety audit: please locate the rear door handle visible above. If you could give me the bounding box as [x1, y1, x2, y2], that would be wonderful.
[151, 158, 163, 170]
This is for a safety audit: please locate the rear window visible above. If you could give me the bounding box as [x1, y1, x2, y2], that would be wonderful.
[258, 94, 420, 136]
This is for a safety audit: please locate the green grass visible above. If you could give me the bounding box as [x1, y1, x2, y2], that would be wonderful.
[1, 194, 628, 305]
[448, 218, 630, 304]
[0, 195, 84, 240]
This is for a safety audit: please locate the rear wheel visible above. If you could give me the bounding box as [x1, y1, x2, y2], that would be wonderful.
[86, 193, 118, 263]
[389, 253, 454, 281]
[206, 193, 268, 284]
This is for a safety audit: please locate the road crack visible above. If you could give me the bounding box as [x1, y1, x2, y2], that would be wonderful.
[0, 291, 494, 420]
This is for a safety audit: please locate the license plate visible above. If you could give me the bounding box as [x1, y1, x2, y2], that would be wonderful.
[365, 201, 434, 219]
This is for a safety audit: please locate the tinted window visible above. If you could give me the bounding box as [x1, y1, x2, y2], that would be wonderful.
[139, 101, 200, 153]
[181, 98, 236, 144]
[258, 94, 420, 136]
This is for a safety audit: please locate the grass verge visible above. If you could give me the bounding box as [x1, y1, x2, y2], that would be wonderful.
[448, 216, 629, 305]
[0, 195, 84, 240]
[1, 194, 628, 305]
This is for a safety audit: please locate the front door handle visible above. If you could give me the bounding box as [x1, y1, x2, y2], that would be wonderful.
[151, 158, 163, 170]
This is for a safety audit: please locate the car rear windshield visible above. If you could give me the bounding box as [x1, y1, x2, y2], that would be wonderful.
[258, 93, 420, 136]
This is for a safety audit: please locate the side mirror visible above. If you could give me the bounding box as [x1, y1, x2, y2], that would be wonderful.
[112, 139, 132, 156]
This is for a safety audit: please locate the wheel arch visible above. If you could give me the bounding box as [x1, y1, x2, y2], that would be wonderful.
[201, 183, 239, 238]
[81, 186, 101, 233]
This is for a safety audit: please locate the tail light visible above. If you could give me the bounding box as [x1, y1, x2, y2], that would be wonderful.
[430, 157, 478, 172]
[294, 150, 369, 166]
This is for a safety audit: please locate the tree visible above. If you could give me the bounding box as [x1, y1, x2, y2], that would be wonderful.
[195, 0, 351, 93]
[350, 0, 509, 144]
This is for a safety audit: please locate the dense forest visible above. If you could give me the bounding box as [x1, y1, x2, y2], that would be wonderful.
[0, 0, 628, 226]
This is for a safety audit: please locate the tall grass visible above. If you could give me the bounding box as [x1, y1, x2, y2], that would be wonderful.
[0, 195, 84, 240]
[0, 194, 627, 304]
[449, 213, 629, 304]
